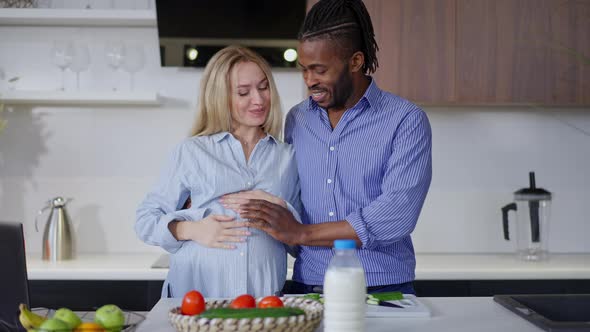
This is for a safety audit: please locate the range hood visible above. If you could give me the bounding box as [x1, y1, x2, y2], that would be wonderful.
[155, 0, 306, 67]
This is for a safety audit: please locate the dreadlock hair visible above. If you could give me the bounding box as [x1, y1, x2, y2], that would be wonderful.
[298, 0, 379, 74]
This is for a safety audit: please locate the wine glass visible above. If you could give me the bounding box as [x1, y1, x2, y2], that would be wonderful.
[105, 41, 125, 91]
[70, 42, 90, 90]
[51, 40, 73, 91]
[121, 43, 145, 91]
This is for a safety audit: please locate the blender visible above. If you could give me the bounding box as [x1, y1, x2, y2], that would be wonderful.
[501, 172, 552, 261]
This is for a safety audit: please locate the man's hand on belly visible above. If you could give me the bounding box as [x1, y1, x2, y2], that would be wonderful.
[220, 190, 287, 210]
[239, 199, 303, 246]
[240, 200, 361, 248]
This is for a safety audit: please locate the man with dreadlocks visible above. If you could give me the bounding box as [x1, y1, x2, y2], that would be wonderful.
[235, 0, 432, 295]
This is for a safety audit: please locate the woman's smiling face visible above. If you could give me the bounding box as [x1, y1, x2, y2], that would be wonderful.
[229, 61, 271, 130]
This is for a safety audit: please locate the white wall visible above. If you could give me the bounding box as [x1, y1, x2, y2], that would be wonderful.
[417, 108, 590, 253]
[1, 14, 589, 256]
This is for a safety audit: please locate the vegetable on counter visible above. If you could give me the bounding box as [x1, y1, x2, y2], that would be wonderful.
[367, 291, 404, 306]
[302, 293, 324, 303]
[368, 291, 403, 302]
[199, 307, 304, 319]
[258, 295, 284, 308]
[181, 290, 205, 315]
[229, 294, 257, 309]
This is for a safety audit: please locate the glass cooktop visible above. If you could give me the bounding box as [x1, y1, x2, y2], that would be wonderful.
[494, 294, 590, 331]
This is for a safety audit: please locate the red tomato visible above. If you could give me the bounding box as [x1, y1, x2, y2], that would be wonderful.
[181, 290, 205, 315]
[230, 294, 256, 309]
[258, 296, 284, 308]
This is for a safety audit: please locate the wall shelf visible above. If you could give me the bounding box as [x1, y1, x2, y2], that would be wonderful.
[1, 90, 160, 106]
[0, 8, 156, 27]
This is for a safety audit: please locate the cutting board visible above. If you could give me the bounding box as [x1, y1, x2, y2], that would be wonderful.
[366, 294, 431, 318]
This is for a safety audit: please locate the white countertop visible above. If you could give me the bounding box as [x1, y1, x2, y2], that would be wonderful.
[415, 253, 590, 280]
[26, 253, 590, 281]
[27, 253, 166, 280]
[137, 297, 544, 332]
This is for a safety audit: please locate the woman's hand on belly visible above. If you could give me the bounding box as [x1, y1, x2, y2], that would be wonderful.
[169, 215, 251, 249]
[220, 190, 287, 212]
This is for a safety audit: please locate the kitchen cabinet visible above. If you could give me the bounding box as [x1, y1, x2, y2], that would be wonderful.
[413, 279, 590, 297]
[30, 280, 163, 311]
[366, 0, 456, 104]
[456, 0, 590, 105]
[306, 0, 589, 105]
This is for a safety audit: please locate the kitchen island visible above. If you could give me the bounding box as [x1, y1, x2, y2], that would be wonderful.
[137, 297, 545, 332]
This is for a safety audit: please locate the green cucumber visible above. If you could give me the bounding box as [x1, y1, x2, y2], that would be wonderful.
[303, 293, 321, 301]
[368, 291, 403, 302]
[366, 298, 380, 305]
[302, 293, 324, 304]
[199, 307, 305, 319]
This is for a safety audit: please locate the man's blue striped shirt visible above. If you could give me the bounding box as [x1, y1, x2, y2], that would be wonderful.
[285, 79, 432, 286]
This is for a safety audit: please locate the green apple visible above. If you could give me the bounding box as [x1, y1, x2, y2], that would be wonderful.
[54, 308, 82, 329]
[38, 318, 71, 331]
[94, 304, 125, 332]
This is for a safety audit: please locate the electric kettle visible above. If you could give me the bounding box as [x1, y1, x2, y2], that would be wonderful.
[501, 172, 552, 261]
[36, 197, 75, 261]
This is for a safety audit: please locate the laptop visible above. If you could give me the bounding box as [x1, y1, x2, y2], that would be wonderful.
[0, 222, 30, 330]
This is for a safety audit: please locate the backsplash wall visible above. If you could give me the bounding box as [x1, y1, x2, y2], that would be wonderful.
[1, 21, 589, 255]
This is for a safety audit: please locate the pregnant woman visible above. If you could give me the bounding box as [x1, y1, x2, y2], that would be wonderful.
[135, 46, 300, 298]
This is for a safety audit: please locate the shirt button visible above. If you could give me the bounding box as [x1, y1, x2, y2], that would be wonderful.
[240, 252, 244, 256]
[327, 179, 332, 184]
[328, 212, 334, 217]
[329, 146, 335, 151]
[247, 182, 252, 186]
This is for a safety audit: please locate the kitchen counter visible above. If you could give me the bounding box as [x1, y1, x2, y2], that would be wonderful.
[137, 297, 544, 332]
[27, 253, 166, 280]
[415, 253, 590, 280]
[26, 253, 590, 280]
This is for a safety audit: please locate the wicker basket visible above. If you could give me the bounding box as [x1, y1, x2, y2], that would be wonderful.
[0, 0, 34, 8]
[169, 296, 323, 332]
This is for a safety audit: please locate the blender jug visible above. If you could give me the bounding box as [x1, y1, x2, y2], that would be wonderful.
[501, 172, 552, 261]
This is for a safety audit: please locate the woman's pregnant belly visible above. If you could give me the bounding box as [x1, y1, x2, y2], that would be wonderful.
[169, 225, 287, 297]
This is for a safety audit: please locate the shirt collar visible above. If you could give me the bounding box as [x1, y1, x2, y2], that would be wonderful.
[264, 133, 279, 144]
[363, 77, 380, 109]
[307, 76, 380, 113]
[212, 132, 231, 142]
[211, 131, 278, 144]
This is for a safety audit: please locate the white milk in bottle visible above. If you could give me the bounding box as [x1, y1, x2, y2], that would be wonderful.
[323, 239, 366, 332]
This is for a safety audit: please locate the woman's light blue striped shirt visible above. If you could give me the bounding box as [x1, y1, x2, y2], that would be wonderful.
[135, 132, 300, 298]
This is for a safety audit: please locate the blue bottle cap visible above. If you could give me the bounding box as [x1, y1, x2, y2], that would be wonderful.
[333, 239, 356, 249]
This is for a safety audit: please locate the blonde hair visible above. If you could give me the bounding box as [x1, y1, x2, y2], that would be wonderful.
[190, 45, 283, 139]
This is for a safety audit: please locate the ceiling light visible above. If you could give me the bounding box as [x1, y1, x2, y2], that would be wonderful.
[283, 48, 297, 62]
